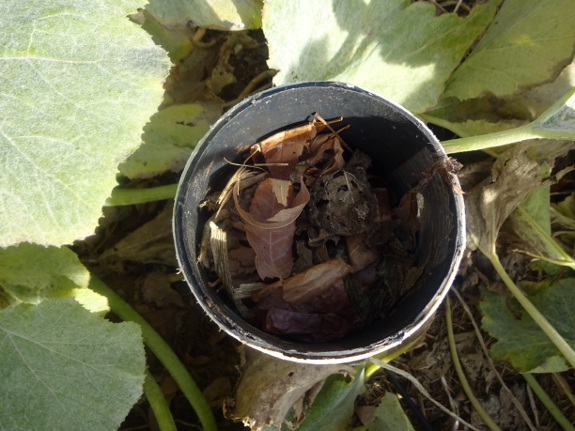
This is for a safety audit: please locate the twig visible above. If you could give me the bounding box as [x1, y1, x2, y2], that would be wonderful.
[192, 27, 216, 48]
[523, 373, 575, 431]
[552, 373, 575, 409]
[440, 376, 459, 431]
[526, 382, 540, 428]
[144, 370, 177, 431]
[223, 70, 277, 108]
[89, 276, 217, 431]
[428, 0, 448, 14]
[313, 113, 351, 151]
[445, 296, 502, 431]
[439, 0, 471, 12]
[451, 288, 537, 431]
[368, 357, 482, 431]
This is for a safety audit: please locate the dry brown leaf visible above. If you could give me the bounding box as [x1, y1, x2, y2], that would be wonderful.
[259, 122, 323, 180]
[345, 234, 381, 272]
[282, 257, 353, 304]
[270, 178, 291, 206]
[242, 178, 297, 279]
[233, 178, 309, 230]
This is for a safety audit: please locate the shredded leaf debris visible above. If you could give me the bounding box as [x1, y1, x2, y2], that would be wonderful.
[199, 116, 428, 342]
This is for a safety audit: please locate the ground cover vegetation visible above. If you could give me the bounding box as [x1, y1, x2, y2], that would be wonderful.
[2, 0, 575, 430]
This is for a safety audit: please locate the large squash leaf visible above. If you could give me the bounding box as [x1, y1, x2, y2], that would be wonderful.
[118, 103, 221, 178]
[146, 0, 263, 30]
[0, 298, 145, 431]
[0, 243, 107, 312]
[263, 0, 500, 114]
[444, 0, 575, 100]
[0, 0, 169, 247]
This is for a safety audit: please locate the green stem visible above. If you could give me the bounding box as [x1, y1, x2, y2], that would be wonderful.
[523, 373, 575, 431]
[144, 370, 177, 431]
[445, 297, 502, 431]
[440, 123, 537, 154]
[105, 184, 178, 206]
[365, 337, 422, 379]
[89, 276, 217, 431]
[487, 252, 575, 369]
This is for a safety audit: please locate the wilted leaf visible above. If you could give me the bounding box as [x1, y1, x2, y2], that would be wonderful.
[100, 205, 176, 266]
[0, 298, 145, 430]
[225, 348, 355, 430]
[0, 243, 90, 305]
[370, 392, 415, 431]
[444, 0, 575, 100]
[119, 103, 221, 179]
[146, 0, 263, 30]
[465, 143, 545, 253]
[0, 0, 169, 247]
[480, 281, 575, 372]
[263, 0, 500, 113]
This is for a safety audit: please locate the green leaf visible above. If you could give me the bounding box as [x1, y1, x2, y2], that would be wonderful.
[139, 10, 193, 63]
[0, 298, 146, 431]
[119, 103, 221, 179]
[531, 86, 575, 140]
[0, 0, 170, 247]
[370, 392, 415, 431]
[443, 0, 575, 100]
[295, 365, 365, 431]
[146, 0, 263, 30]
[509, 205, 575, 270]
[518, 172, 551, 235]
[263, 0, 500, 114]
[0, 243, 88, 305]
[481, 280, 575, 372]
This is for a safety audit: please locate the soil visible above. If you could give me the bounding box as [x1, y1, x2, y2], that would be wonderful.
[74, 5, 575, 430]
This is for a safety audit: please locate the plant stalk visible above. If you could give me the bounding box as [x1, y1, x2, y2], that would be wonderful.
[144, 370, 177, 431]
[445, 296, 502, 431]
[440, 123, 537, 154]
[89, 276, 216, 431]
[487, 252, 575, 369]
[523, 373, 575, 431]
[105, 184, 178, 206]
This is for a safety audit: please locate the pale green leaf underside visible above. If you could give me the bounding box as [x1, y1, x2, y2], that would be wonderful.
[0, 243, 88, 304]
[371, 393, 415, 431]
[0, 0, 170, 247]
[481, 281, 575, 372]
[119, 103, 221, 179]
[0, 298, 145, 431]
[444, 0, 575, 100]
[263, 0, 500, 114]
[146, 0, 263, 30]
